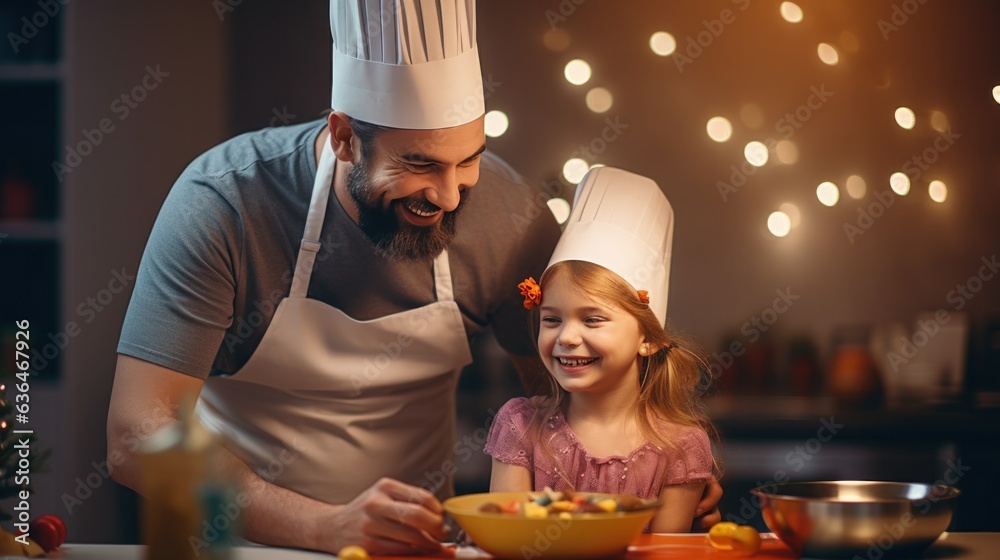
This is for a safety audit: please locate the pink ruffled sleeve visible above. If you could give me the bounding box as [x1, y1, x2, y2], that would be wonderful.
[484, 398, 534, 470]
[663, 427, 713, 485]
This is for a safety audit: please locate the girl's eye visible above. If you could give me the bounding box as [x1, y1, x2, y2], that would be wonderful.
[541, 316, 561, 325]
[584, 317, 606, 325]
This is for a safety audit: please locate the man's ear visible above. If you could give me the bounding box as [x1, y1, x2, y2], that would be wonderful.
[328, 111, 357, 162]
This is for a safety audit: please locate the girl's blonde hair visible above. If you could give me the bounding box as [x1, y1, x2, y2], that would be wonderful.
[526, 260, 721, 481]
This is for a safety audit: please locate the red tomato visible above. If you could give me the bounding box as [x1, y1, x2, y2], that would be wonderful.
[29, 517, 62, 552]
[37, 514, 67, 544]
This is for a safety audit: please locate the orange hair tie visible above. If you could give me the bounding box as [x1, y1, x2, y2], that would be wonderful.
[637, 290, 650, 304]
[518, 277, 542, 310]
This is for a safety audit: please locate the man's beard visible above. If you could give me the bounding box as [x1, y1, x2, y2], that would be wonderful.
[346, 158, 466, 261]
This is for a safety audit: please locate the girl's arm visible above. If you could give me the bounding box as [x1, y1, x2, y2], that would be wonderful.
[648, 481, 708, 533]
[489, 459, 533, 491]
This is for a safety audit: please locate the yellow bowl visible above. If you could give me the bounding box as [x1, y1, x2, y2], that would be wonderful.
[443, 491, 657, 559]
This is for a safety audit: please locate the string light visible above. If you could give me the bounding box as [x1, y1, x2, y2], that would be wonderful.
[768, 212, 792, 237]
[564, 59, 591, 85]
[706, 116, 733, 142]
[649, 32, 677, 56]
[817, 43, 839, 65]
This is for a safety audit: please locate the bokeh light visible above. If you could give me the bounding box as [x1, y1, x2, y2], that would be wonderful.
[547, 197, 572, 223]
[930, 110, 949, 133]
[563, 158, 589, 183]
[846, 175, 867, 199]
[779, 202, 801, 228]
[928, 180, 948, 203]
[768, 211, 792, 237]
[585, 87, 613, 113]
[840, 31, 860, 53]
[649, 32, 677, 56]
[894, 107, 916, 130]
[779, 2, 804, 23]
[775, 140, 799, 165]
[816, 181, 840, 207]
[744, 141, 769, 167]
[543, 28, 571, 52]
[890, 172, 911, 195]
[484, 110, 509, 138]
[817, 43, 839, 65]
[740, 103, 765, 129]
[993, 85, 1000, 105]
[564, 59, 592, 85]
[706, 116, 733, 142]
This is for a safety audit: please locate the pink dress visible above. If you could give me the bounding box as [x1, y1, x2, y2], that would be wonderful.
[484, 398, 713, 499]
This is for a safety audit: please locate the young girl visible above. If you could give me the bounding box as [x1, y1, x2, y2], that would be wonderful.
[484, 167, 719, 533]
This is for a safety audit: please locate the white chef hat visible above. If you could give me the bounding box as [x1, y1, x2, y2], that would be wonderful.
[547, 167, 675, 326]
[329, 0, 485, 130]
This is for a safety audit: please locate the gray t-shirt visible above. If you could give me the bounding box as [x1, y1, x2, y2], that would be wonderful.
[118, 119, 560, 378]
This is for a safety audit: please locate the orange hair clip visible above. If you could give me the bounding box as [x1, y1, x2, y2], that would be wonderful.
[518, 277, 542, 310]
[637, 290, 650, 304]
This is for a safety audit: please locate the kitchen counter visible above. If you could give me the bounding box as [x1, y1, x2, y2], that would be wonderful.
[39, 532, 1000, 559]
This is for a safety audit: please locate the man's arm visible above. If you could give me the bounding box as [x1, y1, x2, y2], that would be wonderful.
[108, 355, 447, 555]
[508, 354, 550, 397]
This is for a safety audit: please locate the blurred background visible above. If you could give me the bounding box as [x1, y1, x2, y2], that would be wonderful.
[0, 0, 998, 543]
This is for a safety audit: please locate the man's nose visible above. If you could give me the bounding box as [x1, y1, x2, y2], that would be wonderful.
[425, 167, 476, 212]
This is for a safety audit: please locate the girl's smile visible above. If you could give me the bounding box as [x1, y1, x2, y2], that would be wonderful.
[538, 272, 646, 394]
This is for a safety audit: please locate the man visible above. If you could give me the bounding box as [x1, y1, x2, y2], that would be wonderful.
[107, 0, 720, 555]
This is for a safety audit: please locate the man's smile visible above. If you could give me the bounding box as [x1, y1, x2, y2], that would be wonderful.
[399, 198, 444, 226]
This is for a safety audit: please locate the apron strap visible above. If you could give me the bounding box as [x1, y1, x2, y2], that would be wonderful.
[432, 250, 456, 303]
[290, 137, 336, 299]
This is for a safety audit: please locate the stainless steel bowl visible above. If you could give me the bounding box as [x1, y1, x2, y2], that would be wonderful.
[751, 481, 959, 559]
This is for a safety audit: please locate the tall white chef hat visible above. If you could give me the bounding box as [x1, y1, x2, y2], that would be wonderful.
[329, 0, 484, 130]
[547, 167, 675, 326]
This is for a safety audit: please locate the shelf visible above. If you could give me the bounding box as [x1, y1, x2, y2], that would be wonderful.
[0, 220, 62, 240]
[706, 394, 1000, 443]
[0, 63, 63, 80]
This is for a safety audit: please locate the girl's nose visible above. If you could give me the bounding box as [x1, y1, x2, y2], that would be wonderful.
[557, 323, 582, 347]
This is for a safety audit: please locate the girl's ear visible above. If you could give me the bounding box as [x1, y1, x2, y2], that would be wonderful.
[328, 111, 357, 162]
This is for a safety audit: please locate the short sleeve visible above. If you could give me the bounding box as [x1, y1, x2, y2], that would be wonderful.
[484, 398, 536, 470]
[117, 171, 243, 378]
[664, 427, 714, 485]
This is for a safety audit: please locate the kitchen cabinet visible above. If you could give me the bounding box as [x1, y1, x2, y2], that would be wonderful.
[0, 0, 65, 381]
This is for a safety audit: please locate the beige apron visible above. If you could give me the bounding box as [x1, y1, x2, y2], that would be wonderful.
[196, 138, 474, 504]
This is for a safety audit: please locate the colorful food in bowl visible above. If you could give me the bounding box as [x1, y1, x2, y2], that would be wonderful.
[477, 486, 658, 518]
[443, 489, 659, 559]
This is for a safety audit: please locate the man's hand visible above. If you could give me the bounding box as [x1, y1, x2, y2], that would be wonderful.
[321, 478, 449, 556]
[691, 477, 723, 531]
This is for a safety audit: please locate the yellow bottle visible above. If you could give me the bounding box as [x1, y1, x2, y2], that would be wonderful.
[139, 402, 235, 560]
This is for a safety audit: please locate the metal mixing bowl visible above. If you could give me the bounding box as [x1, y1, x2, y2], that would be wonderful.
[751, 481, 959, 559]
